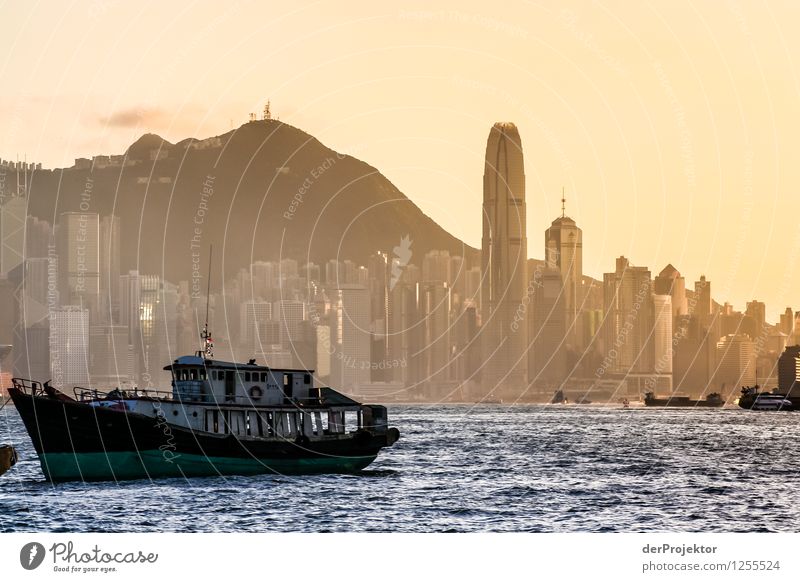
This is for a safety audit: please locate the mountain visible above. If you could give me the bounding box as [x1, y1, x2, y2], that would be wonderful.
[23, 120, 478, 287]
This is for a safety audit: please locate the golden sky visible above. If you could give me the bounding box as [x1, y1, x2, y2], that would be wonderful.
[2, 0, 799, 320]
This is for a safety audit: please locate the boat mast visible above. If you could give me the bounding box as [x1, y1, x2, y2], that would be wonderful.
[201, 245, 214, 359]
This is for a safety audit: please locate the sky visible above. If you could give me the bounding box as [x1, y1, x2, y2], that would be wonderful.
[2, 0, 799, 321]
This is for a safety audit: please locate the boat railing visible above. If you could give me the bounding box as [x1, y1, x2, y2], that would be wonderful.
[73, 386, 175, 402]
[11, 378, 47, 396]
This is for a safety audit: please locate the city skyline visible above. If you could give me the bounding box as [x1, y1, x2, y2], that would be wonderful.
[3, 132, 795, 405]
[1, 129, 789, 326]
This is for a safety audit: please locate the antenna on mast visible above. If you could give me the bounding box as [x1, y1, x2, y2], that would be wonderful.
[561, 186, 566, 218]
[201, 246, 214, 359]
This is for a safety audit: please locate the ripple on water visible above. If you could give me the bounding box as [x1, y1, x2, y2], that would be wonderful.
[2, 405, 800, 532]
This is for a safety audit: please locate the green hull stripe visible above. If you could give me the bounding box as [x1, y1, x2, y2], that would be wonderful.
[39, 450, 377, 482]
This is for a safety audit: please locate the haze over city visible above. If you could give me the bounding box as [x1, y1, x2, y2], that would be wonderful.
[3, 1, 800, 319]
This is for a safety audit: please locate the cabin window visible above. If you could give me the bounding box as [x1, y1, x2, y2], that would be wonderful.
[190, 369, 198, 381]
[283, 373, 293, 398]
[199, 369, 207, 380]
[261, 373, 268, 382]
[245, 372, 251, 382]
[212, 410, 219, 433]
[304, 374, 311, 384]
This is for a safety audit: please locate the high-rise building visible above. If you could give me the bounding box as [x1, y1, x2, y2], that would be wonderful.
[780, 307, 793, 335]
[26, 216, 53, 259]
[693, 275, 713, 324]
[745, 300, 766, 343]
[480, 122, 528, 389]
[251, 261, 276, 296]
[777, 344, 800, 397]
[465, 266, 482, 312]
[422, 250, 451, 283]
[0, 194, 26, 276]
[602, 257, 654, 375]
[652, 294, 673, 384]
[715, 333, 756, 393]
[99, 215, 121, 322]
[418, 281, 452, 386]
[57, 212, 100, 313]
[654, 264, 688, 318]
[89, 324, 131, 386]
[240, 301, 273, 352]
[529, 266, 567, 386]
[330, 285, 370, 391]
[544, 202, 583, 349]
[273, 299, 306, 350]
[50, 306, 90, 388]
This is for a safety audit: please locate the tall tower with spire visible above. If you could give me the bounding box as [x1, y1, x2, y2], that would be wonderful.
[545, 191, 583, 349]
[481, 122, 528, 391]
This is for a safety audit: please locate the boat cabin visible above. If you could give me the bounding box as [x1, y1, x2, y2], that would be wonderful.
[165, 355, 315, 405]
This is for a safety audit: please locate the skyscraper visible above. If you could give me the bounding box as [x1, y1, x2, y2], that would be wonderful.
[715, 333, 756, 393]
[544, 199, 583, 349]
[602, 257, 654, 375]
[745, 300, 766, 342]
[654, 264, 688, 318]
[693, 275, 713, 325]
[529, 266, 567, 386]
[0, 194, 26, 276]
[240, 300, 273, 352]
[481, 122, 528, 389]
[652, 294, 673, 386]
[50, 305, 90, 389]
[330, 285, 370, 391]
[99, 215, 121, 322]
[57, 212, 100, 313]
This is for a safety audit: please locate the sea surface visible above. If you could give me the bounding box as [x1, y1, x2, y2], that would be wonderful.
[1, 403, 798, 532]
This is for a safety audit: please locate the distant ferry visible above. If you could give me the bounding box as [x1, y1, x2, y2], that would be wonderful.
[738, 386, 794, 411]
[643, 391, 724, 408]
[9, 327, 399, 482]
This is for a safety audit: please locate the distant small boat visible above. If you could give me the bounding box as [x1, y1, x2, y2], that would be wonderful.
[551, 389, 566, 404]
[0, 444, 17, 477]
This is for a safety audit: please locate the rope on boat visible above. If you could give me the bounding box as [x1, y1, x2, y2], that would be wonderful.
[0, 396, 10, 413]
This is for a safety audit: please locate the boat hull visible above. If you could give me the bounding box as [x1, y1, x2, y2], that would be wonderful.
[37, 450, 377, 482]
[9, 388, 391, 482]
[643, 399, 723, 408]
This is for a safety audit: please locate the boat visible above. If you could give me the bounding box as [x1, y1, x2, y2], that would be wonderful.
[551, 389, 566, 404]
[643, 391, 724, 408]
[0, 444, 17, 477]
[738, 387, 793, 411]
[8, 326, 400, 482]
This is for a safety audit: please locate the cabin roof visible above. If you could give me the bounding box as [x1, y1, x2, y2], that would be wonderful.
[319, 387, 360, 407]
[164, 354, 314, 373]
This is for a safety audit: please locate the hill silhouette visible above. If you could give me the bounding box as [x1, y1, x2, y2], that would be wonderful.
[24, 120, 478, 287]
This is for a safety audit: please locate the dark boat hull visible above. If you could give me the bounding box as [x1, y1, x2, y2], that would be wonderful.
[644, 398, 723, 408]
[9, 389, 390, 482]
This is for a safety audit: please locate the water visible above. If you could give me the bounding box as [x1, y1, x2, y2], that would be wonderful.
[1, 403, 798, 532]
